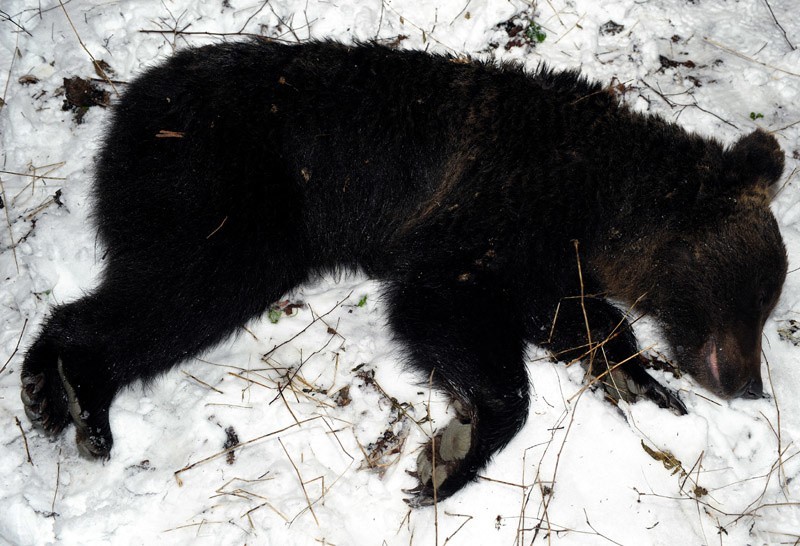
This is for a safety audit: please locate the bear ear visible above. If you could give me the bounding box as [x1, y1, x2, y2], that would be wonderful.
[725, 129, 784, 189]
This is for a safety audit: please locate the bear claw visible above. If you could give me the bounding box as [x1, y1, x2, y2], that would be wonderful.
[20, 371, 69, 435]
[604, 367, 687, 415]
[406, 419, 474, 506]
[21, 359, 113, 458]
[57, 359, 112, 459]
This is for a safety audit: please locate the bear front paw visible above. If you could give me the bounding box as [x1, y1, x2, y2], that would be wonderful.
[603, 364, 687, 415]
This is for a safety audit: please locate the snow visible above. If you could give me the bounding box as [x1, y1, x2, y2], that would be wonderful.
[1, 0, 799, 545]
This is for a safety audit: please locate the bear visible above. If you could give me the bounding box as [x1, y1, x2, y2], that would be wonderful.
[20, 40, 787, 506]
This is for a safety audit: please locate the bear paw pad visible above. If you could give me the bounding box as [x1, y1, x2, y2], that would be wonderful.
[404, 419, 473, 507]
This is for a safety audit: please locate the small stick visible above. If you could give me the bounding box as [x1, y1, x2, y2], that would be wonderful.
[442, 512, 473, 545]
[762, 0, 795, 50]
[205, 216, 227, 239]
[0, 170, 66, 181]
[278, 438, 319, 526]
[182, 370, 224, 394]
[1, 318, 27, 374]
[57, 1, 119, 96]
[238, 0, 270, 33]
[704, 37, 800, 77]
[264, 290, 352, 358]
[763, 353, 786, 489]
[174, 416, 321, 483]
[573, 240, 594, 374]
[51, 457, 61, 515]
[1, 30, 19, 108]
[15, 416, 32, 464]
[0, 175, 19, 273]
[0, 9, 33, 36]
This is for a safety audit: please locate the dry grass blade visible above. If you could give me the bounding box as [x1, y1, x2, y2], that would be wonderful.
[51, 457, 61, 515]
[182, 370, 224, 394]
[703, 37, 800, 77]
[10, 162, 67, 204]
[227, 371, 273, 390]
[174, 416, 321, 484]
[379, 0, 456, 53]
[763, 353, 787, 490]
[1, 30, 19, 108]
[278, 438, 319, 526]
[57, 0, 119, 96]
[572, 241, 594, 373]
[0, 169, 66, 181]
[0, 175, 19, 273]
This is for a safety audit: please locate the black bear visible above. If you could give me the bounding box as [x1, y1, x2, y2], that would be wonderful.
[21, 40, 787, 506]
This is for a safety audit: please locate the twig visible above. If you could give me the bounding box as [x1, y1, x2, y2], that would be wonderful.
[704, 37, 800, 77]
[0, 175, 19, 274]
[228, 371, 274, 390]
[380, 1, 457, 53]
[238, 0, 270, 33]
[572, 240, 594, 374]
[268, 2, 300, 42]
[762, 0, 795, 51]
[278, 438, 319, 526]
[11, 162, 67, 203]
[264, 290, 352, 358]
[174, 416, 321, 483]
[0, 9, 33, 36]
[321, 416, 354, 461]
[205, 216, 227, 239]
[15, 416, 32, 464]
[57, 0, 119, 96]
[442, 512, 473, 545]
[182, 370, 224, 394]
[140, 28, 252, 38]
[543, 0, 565, 28]
[583, 509, 624, 545]
[51, 457, 61, 515]
[365, 374, 430, 437]
[640, 80, 739, 130]
[0, 170, 66, 181]
[1, 318, 27, 374]
[774, 118, 800, 133]
[1, 30, 19, 108]
[763, 353, 786, 490]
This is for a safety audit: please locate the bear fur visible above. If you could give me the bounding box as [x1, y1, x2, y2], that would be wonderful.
[21, 40, 787, 505]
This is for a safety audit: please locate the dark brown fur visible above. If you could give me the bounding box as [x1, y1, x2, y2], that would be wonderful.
[20, 41, 787, 505]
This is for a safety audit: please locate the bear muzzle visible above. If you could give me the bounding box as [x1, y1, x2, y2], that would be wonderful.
[700, 335, 765, 400]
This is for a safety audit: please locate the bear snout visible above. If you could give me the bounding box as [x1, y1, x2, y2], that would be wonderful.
[734, 376, 765, 399]
[701, 332, 764, 400]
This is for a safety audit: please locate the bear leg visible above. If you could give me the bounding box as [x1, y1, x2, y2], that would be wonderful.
[21, 297, 118, 458]
[22, 252, 304, 458]
[544, 296, 686, 414]
[385, 277, 530, 506]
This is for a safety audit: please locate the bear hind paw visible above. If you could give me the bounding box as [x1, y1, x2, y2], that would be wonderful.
[21, 369, 70, 436]
[404, 419, 474, 507]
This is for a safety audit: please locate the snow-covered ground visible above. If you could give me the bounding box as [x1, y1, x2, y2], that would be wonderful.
[1, 0, 799, 544]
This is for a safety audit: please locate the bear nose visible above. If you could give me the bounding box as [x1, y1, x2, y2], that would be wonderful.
[736, 377, 765, 399]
